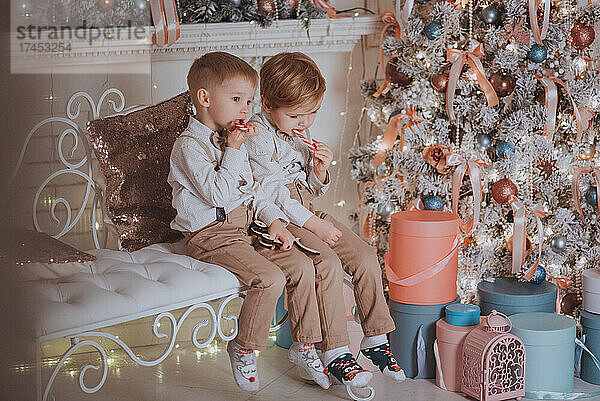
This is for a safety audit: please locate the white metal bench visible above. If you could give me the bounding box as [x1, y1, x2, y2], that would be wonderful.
[13, 88, 277, 401]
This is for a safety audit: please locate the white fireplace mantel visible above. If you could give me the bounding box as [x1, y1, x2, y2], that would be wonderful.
[11, 16, 381, 73]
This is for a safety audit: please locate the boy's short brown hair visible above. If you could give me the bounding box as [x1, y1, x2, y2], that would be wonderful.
[187, 52, 258, 104]
[260, 52, 326, 109]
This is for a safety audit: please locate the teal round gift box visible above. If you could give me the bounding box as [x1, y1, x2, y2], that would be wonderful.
[478, 277, 557, 316]
[445, 303, 480, 326]
[389, 297, 459, 379]
[274, 291, 292, 349]
[510, 312, 576, 393]
[580, 310, 600, 385]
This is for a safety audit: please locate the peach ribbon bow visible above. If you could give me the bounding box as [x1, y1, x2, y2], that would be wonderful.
[508, 195, 545, 281]
[373, 11, 403, 98]
[572, 166, 600, 226]
[529, 0, 550, 46]
[373, 105, 418, 166]
[446, 41, 499, 122]
[446, 154, 486, 233]
[536, 69, 589, 141]
[396, 0, 414, 35]
[150, 0, 181, 46]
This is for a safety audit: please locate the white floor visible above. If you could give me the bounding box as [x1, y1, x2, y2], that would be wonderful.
[40, 337, 600, 401]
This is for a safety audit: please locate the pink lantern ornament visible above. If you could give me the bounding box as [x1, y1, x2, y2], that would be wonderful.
[461, 310, 526, 401]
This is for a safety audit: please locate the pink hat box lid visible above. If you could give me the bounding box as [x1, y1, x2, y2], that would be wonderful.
[582, 269, 600, 314]
[436, 318, 482, 344]
[583, 268, 600, 294]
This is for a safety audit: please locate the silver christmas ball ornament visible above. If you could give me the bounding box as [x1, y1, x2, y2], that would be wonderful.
[551, 235, 567, 252]
[480, 4, 500, 24]
[378, 202, 395, 218]
[477, 133, 492, 151]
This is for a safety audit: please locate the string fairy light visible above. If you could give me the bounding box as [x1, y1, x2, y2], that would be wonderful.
[331, 42, 357, 209]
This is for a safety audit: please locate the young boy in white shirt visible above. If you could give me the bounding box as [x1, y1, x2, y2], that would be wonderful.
[168, 52, 337, 392]
[246, 52, 405, 384]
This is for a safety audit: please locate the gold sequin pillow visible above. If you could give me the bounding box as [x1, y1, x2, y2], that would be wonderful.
[87, 92, 193, 251]
[1, 229, 96, 281]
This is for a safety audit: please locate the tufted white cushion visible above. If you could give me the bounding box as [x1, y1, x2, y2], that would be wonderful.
[24, 243, 241, 339]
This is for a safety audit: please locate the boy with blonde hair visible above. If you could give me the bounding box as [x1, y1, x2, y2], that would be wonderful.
[246, 52, 405, 384]
[169, 51, 335, 392]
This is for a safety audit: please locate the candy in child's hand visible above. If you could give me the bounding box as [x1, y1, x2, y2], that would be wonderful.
[253, 220, 268, 230]
[292, 129, 317, 153]
[235, 120, 249, 131]
[258, 240, 276, 249]
[262, 233, 283, 246]
[294, 238, 320, 255]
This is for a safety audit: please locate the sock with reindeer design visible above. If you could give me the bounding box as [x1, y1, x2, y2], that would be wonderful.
[289, 342, 331, 389]
[227, 341, 259, 392]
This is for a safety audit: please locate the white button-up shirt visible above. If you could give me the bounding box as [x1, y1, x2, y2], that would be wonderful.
[245, 112, 330, 227]
[168, 117, 287, 232]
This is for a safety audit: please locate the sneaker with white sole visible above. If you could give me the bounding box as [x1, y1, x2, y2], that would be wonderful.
[326, 353, 373, 388]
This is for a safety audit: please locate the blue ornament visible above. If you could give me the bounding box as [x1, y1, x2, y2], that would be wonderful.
[229, 0, 242, 6]
[528, 44, 548, 63]
[530, 265, 547, 284]
[423, 195, 444, 211]
[496, 141, 516, 158]
[585, 186, 598, 207]
[424, 22, 442, 40]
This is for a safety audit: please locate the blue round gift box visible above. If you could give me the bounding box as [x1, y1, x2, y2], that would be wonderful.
[510, 312, 576, 393]
[580, 310, 600, 385]
[478, 277, 557, 316]
[389, 297, 459, 379]
[445, 303, 480, 326]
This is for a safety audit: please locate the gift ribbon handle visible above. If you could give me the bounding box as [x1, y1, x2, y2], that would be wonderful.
[414, 325, 427, 379]
[433, 340, 447, 390]
[384, 236, 459, 287]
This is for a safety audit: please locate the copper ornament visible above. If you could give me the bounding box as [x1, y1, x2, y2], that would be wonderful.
[259, 0, 276, 15]
[490, 72, 516, 97]
[579, 143, 596, 161]
[386, 57, 412, 88]
[431, 73, 449, 93]
[491, 177, 518, 205]
[560, 292, 581, 316]
[506, 233, 533, 257]
[572, 23, 596, 51]
[536, 158, 557, 180]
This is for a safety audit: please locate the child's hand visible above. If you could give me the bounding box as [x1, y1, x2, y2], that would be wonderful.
[303, 216, 341, 246]
[312, 141, 333, 183]
[268, 219, 295, 251]
[227, 123, 258, 150]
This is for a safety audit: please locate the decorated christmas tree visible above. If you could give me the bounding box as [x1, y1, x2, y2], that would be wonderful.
[350, 0, 600, 310]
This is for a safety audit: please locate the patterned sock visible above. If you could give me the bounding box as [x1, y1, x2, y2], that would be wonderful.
[360, 339, 405, 382]
[227, 341, 260, 392]
[360, 334, 387, 349]
[326, 353, 373, 388]
[289, 342, 331, 389]
[322, 345, 351, 367]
